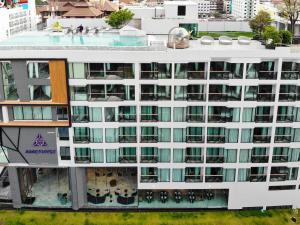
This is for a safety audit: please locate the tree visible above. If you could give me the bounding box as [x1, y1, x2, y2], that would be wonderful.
[263, 26, 282, 48]
[106, 9, 134, 29]
[279, 0, 300, 35]
[52, 21, 62, 32]
[249, 11, 272, 38]
[279, 30, 293, 44]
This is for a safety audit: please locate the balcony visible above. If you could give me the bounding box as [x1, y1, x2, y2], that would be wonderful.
[140, 71, 159, 79]
[210, 71, 230, 80]
[257, 71, 277, 80]
[207, 135, 225, 143]
[272, 155, 288, 163]
[281, 71, 300, 80]
[270, 173, 288, 182]
[274, 135, 292, 143]
[277, 114, 294, 122]
[140, 175, 158, 183]
[187, 71, 206, 79]
[249, 174, 267, 182]
[72, 114, 89, 123]
[253, 135, 271, 143]
[255, 115, 273, 123]
[119, 135, 137, 143]
[208, 114, 232, 123]
[209, 93, 228, 101]
[257, 93, 275, 102]
[185, 175, 203, 183]
[118, 114, 136, 122]
[187, 93, 205, 101]
[140, 155, 158, 163]
[140, 135, 158, 143]
[205, 175, 223, 182]
[185, 155, 204, 163]
[140, 114, 158, 122]
[206, 156, 224, 163]
[75, 156, 90, 163]
[73, 136, 89, 143]
[186, 114, 205, 122]
[279, 93, 297, 101]
[251, 155, 269, 163]
[186, 135, 204, 143]
[119, 155, 137, 163]
[89, 92, 126, 101]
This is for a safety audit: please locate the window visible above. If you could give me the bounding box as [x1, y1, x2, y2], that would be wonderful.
[1, 61, 18, 100]
[29, 85, 51, 100]
[27, 62, 49, 78]
[178, 5, 186, 16]
[13, 106, 52, 120]
[57, 107, 68, 120]
[60, 147, 70, 160]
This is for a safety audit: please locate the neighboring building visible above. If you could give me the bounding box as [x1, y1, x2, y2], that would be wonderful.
[223, 0, 231, 15]
[0, 0, 36, 41]
[194, 0, 211, 18]
[0, 29, 299, 210]
[231, 0, 259, 19]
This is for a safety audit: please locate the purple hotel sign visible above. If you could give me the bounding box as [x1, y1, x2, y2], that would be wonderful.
[25, 134, 56, 154]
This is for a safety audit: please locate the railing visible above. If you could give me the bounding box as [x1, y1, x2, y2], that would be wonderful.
[209, 71, 230, 79]
[72, 114, 89, 122]
[140, 155, 158, 163]
[185, 155, 204, 163]
[140, 93, 157, 101]
[249, 174, 267, 182]
[272, 155, 289, 163]
[119, 155, 137, 163]
[255, 115, 273, 123]
[89, 92, 126, 101]
[279, 93, 297, 101]
[140, 135, 158, 143]
[274, 135, 292, 143]
[186, 114, 205, 122]
[187, 93, 206, 101]
[207, 135, 226, 143]
[75, 156, 91, 163]
[208, 114, 232, 122]
[106, 70, 134, 79]
[277, 114, 294, 122]
[87, 70, 105, 78]
[140, 175, 158, 183]
[118, 114, 136, 122]
[253, 135, 271, 143]
[257, 71, 277, 80]
[73, 136, 90, 143]
[209, 93, 228, 101]
[185, 175, 203, 182]
[206, 155, 225, 163]
[251, 155, 269, 163]
[270, 173, 288, 181]
[257, 93, 275, 101]
[140, 71, 171, 79]
[187, 71, 206, 79]
[118, 135, 137, 143]
[140, 114, 158, 122]
[281, 71, 300, 80]
[186, 135, 204, 143]
[205, 175, 223, 182]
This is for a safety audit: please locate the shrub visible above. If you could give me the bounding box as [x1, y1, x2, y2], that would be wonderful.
[263, 26, 281, 47]
[106, 9, 134, 29]
[279, 30, 293, 44]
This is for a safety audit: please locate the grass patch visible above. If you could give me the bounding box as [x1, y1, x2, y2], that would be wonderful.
[198, 31, 254, 39]
[0, 209, 298, 225]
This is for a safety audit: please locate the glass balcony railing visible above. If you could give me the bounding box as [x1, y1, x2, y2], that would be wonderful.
[119, 155, 137, 163]
[187, 93, 206, 101]
[185, 175, 203, 182]
[140, 135, 158, 143]
[73, 136, 90, 143]
[249, 174, 267, 182]
[274, 135, 292, 143]
[140, 114, 158, 122]
[186, 114, 205, 122]
[281, 71, 300, 80]
[251, 155, 269, 163]
[140, 155, 158, 163]
[270, 173, 288, 182]
[276, 114, 294, 122]
[206, 156, 225, 163]
[209, 93, 241, 101]
[140, 93, 171, 101]
[75, 156, 91, 163]
[257, 93, 275, 101]
[72, 114, 89, 122]
[279, 93, 297, 101]
[118, 135, 137, 143]
[205, 175, 223, 182]
[186, 135, 204, 143]
[208, 114, 233, 123]
[187, 71, 206, 79]
[140, 175, 158, 183]
[210, 71, 230, 80]
[185, 155, 204, 163]
[255, 115, 273, 123]
[257, 71, 277, 80]
[272, 155, 288, 163]
[118, 114, 136, 122]
[207, 135, 225, 143]
[253, 135, 271, 143]
[140, 71, 171, 79]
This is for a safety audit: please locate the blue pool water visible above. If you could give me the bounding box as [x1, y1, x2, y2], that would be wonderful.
[0, 32, 148, 47]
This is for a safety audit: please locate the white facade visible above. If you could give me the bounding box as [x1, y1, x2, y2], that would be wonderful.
[164, 1, 198, 19]
[193, 0, 210, 18]
[231, 0, 259, 19]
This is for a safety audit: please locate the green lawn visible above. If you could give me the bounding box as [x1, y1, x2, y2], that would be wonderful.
[0, 209, 298, 225]
[198, 31, 254, 39]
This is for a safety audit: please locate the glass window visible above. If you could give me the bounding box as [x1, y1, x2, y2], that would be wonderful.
[178, 5, 186, 16]
[1, 61, 18, 100]
[158, 128, 171, 142]
[173, 128, 186, 142]
[105, 128, 118, 143]
[69, 63, 85, 79]
[60, 147, 70, 160]
[70, 86, 87, 101]
[90, 107, 102, 122]
[173, 148, 184, 162]
[158, 107, 171, 122]
[173, 107, 186, 122]
[238, 168, 250, 182]
[27, 62, 49, 79]
[223, 169, 236, 182]
[224, 149, 237, 163]
[29, 85, 51, 100]
[106, 149, 118, 163]
[239, 149, 251, 163]
[105, 107, 116, 122]
[159, 169, 170, 182]
[158, 148, 171, 162]
[90, 128, 103, 143]
[173, 168, 184, 182]
[91, 149, 104, 163]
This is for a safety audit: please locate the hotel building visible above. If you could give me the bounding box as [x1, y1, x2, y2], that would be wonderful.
[0, 30, 299, 210]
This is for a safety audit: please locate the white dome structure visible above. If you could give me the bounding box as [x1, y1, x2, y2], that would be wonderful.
[167, 27, 190, 49]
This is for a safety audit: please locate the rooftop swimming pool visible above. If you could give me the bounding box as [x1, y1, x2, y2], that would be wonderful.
[0, 32, 148, 47]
